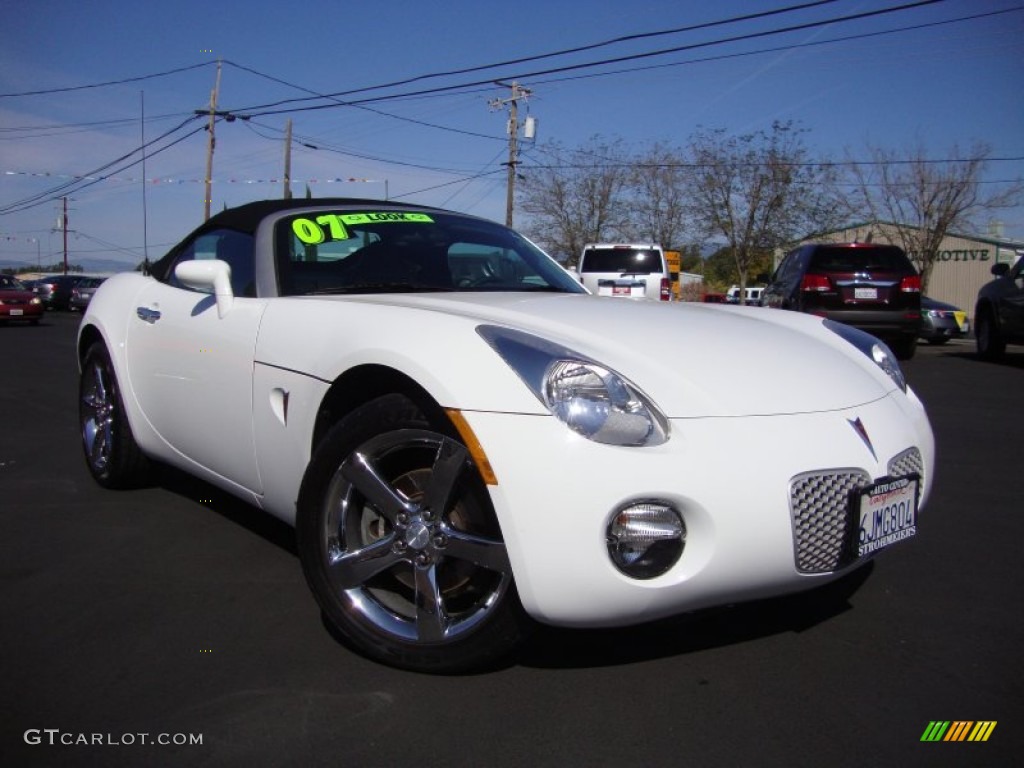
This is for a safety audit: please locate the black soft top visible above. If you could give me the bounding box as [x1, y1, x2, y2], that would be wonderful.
[197, 197, 436, 236]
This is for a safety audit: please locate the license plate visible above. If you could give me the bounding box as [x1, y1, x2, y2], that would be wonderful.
[598, 279, 644, 298]
[10, 309, 23, 316]
[854, 287, 877, 300]
[856, 476, 918, 557]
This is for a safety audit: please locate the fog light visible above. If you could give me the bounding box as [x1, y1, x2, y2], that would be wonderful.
[606, 502, 685, 579]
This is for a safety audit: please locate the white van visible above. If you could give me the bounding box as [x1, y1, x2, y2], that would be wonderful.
[727, 285, 764, 305]
[578, 243, 671, 301]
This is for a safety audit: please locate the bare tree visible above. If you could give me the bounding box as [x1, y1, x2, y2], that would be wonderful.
[518, 137, 633, 265]
[845, 140, 1022, 294]
[685, 121, 839, 303]
[622, 141, 691, 248]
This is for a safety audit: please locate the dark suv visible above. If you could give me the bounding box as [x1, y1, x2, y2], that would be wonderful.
[761, 243, 922, 359]
[974, 258, 1024, 361]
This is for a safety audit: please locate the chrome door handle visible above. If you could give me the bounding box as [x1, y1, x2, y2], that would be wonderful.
[136, 307, 161, 324]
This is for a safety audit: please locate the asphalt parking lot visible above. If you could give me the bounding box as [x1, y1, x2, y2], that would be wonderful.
[2, 311, 1021, 767]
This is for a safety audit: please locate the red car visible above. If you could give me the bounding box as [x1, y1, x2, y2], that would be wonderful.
[0, 275, 44, 324]
[761, 243, 922, 359]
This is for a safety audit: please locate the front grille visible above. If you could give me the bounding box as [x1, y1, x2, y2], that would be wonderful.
[790, 469, 871, 574]
[789, 447, 924, 574]
[888, 447, 923, 486]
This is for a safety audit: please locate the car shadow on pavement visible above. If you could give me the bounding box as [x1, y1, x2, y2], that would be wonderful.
[936, 348, 1024, 369]
[153, 464, 298, 557]
[148, 463, 875, 673]
[517, 564, 874, 670]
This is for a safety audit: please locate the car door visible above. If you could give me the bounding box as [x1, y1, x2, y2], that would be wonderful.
[125, 229, 266, 492]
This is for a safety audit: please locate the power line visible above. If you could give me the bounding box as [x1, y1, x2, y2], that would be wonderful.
[0, 62, 215, 98]
[222, 1, 845, 113]
[244, 119, 492, 174]
[521, 154, 1024, 171]
[0, 116, 206, 215]
[525, 5, 1024, 90]
[0, 111, 192, 140]
[232, 0, 956, 117]
[225, 62, 502, 141]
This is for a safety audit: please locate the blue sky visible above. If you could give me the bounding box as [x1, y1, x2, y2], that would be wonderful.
[1, 0, 1022, 269]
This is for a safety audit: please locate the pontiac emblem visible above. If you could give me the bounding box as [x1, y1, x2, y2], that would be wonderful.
[848, 417, 877, 461]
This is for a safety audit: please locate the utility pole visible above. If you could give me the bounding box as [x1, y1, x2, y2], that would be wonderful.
[283, 119, 293, 199]
[62, 196, 68, 275]
[141, 90, 149, 267]
[489, 82, 533, 227]
[203, 60, 222, 221]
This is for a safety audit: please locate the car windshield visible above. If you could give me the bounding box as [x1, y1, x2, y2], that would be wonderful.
[580, 248, 661, 274]
[275, 210, 585, 296]
[0, 275, 27, 290]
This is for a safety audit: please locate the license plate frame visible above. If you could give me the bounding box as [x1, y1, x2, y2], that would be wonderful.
[855, 475, 918, 557]
[598, 278, 645, 298]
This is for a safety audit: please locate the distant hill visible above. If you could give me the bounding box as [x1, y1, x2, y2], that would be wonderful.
[1, 257, 139, 275]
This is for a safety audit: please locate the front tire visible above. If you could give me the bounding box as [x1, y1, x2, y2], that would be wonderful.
[296, 394, 530, 673]
[79, 342, 150, 488]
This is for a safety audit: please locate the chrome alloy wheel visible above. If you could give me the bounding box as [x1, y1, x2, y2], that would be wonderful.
[320, 429, 512, 644]
[81, 357, 115, 474]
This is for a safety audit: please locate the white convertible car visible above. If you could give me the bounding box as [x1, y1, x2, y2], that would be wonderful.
[78, 199, 934, 672]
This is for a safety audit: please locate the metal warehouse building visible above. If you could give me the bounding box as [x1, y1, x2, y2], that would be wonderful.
[794, 221, 1023, 318]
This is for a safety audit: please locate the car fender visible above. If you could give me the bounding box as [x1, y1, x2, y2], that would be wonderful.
[77, 272, 165, 453]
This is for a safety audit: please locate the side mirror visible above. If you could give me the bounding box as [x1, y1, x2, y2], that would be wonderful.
[175, 259, 234, 318]
[991, 262, 1010, 277]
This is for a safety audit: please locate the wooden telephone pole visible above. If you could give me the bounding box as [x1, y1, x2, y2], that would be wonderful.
[283, 119, 293, 199]
[203, 60, 222, 221]
[489, 82, 532, 227]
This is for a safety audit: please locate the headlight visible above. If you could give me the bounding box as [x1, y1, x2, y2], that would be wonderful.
[823, 319, 906, 392]
[477, 325, 669, 447]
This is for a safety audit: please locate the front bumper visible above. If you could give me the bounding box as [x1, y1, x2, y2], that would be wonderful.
[464, 387, 934, 627]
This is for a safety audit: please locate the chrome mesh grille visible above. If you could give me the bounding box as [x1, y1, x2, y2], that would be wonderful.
[790, 469, 871, 574]
[888, 447, 923, 485]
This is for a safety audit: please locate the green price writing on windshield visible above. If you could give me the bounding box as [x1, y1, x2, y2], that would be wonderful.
[292, 214, 349, 245]
[291, 212, 435, 245]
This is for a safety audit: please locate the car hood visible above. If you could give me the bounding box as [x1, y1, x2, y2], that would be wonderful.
[328, 292, 899, 418]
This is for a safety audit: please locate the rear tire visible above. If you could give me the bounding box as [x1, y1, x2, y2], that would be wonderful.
[79, 343, 151, 488]
[889, 337, 917, 361]
[975, 308, 1005, 361]
[296, 393, 530, 673]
